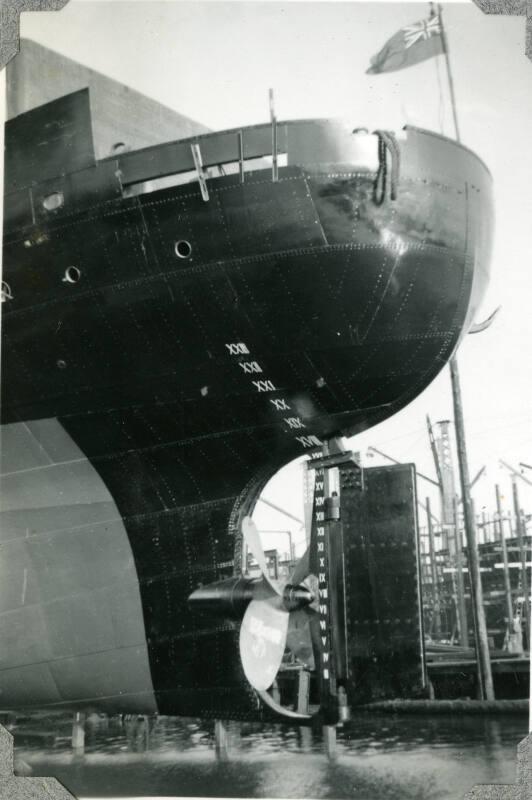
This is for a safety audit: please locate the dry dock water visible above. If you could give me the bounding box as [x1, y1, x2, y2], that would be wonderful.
[10, 711, 529, 800]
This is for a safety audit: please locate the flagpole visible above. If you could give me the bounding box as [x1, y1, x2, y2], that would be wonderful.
[437, 5, 461, 142]
[437, 3, 495, 702]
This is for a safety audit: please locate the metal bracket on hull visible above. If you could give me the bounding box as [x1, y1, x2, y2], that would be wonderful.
[238, 130, 245, 184]
[468, 305, 501, 334]
[269, 88, 279, 182]
[191, 142, 210, 201]
[307, 437, 363, 489]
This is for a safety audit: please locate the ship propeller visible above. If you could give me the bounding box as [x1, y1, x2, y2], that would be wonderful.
[189, 478, 348, 722]
[238, 517, 314, 695]
[239, 448, 350, 725]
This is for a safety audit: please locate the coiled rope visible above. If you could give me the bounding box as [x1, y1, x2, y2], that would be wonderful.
[373, 130, 400, 205]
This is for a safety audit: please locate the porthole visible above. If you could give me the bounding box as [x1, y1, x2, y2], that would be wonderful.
[42, 192, 65, 212]
[63, 266, 81, 284]
[175, 240, 192, 259]
[57, 359, 67, 370]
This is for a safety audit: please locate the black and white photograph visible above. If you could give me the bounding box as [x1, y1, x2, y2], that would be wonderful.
[0, 1, 530, 798]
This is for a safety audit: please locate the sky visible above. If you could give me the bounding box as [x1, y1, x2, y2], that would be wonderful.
[11, 0, 532, 555]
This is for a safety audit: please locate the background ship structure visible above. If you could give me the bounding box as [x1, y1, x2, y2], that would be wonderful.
[0, 40, 493, 723]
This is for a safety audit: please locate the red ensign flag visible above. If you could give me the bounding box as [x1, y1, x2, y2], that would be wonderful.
[366, 15, 444, 74]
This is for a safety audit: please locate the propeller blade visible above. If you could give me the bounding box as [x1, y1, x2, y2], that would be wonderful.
[289, 545, 310, 586]
[257, 688, 311, 720]
[239, 599, 289, 691]
[242, 516, 281, 595]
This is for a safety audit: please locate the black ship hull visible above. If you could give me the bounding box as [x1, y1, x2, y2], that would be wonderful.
[0, 91, 493, 719]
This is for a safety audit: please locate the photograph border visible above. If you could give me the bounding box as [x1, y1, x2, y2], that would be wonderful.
[0, 1, 529, 798]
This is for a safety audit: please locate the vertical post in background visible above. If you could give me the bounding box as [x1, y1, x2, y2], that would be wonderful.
[302, 464, 315, 548]
[452, 497, 469, 648]
[323, 724, 337, 761]
[438, 4, 461, 142]
[440, 4, 494, 698]
[435, 420, 457, 526]
[72, 711, 85, 755]
[511, 476, 530, 649]
[215, 719, 230, 761]
[495, 484, 514, 634]
[449, 357, 494, 700]
[288, 530, 295, 563]
[426, 497, 442, 639]
[296, 669, 311, 715]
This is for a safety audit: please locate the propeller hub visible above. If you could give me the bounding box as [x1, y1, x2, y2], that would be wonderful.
[282, 583, 314, 612]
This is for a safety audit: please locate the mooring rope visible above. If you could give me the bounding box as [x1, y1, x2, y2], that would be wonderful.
[373, 130, 400, 205]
